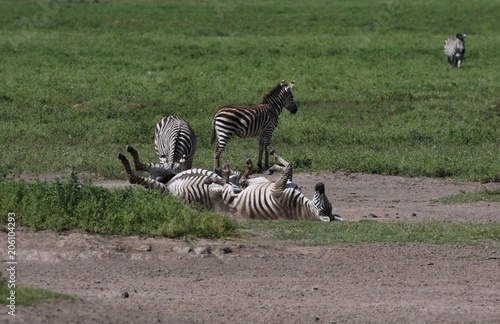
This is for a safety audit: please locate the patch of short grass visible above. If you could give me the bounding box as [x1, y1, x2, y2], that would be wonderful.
[241, 220, 500, 246]
[0, 172, 239, 239]
[0, 272, 73, 306]
[434, 187, 500, 204]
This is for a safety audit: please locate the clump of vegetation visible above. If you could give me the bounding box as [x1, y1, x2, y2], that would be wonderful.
[0, 172, 239, 239]
[0, 271, 73, 306]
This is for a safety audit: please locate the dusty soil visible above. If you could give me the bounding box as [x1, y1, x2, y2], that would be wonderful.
[2, 172, 499, 323]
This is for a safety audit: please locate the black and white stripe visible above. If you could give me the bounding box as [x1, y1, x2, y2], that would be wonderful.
[155, 115, 197, 172]
[208, 147, 341, 221]
[118, 147, 230, 213]
[210, 81, 297, 172]
[444, 34, 466, 68]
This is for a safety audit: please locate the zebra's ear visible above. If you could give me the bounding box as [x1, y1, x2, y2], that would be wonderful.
[289, 80, 295, 89]
[280, 80, 286, 86]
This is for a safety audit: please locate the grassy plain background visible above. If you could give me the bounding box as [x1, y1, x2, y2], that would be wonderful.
[0, 1, 498, 244]
[1, 0, 499, 181]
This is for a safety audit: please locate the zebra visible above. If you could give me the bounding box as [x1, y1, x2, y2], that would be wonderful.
[118, 146, 235, 213]
[210, 80, 297, 173]
[125, 145, 177, 184]
[155, 115, 197, 172]
[206, 146, 342, 222]
[444, 34, 466, 68]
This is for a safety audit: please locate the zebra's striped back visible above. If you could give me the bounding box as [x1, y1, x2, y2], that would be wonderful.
[155, 115, 197, 172]
[444, 34, 466, 68]
[211, 81, 297, 171]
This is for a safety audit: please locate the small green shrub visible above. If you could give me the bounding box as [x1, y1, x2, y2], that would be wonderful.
[0, 173, 239, 239]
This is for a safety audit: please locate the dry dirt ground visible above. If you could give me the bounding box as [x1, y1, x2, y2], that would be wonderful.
[1, 172, 499, 324]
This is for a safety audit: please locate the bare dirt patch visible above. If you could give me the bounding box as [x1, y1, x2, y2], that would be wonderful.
[2, 172, 499, 323]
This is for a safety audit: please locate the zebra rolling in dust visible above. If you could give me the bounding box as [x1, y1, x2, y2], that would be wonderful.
[211, 80, 297, 173]
[444, 34, 466, 68]
[206, 146, 342, 222]
[118, 146, 235, 213]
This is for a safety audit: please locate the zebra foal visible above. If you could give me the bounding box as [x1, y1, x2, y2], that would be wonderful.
[206, 146, 342, 222]
[444, 34, 466, 68]
[210, 80, 297, 173]
[155, 115, 197, 172]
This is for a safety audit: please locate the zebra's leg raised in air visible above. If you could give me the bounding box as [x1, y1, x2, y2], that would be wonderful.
[126, 145, 176, 184]
[118, 152, 170, 193]
[237, 156, 253, 188]
[202, 162, 231, 188]
[265, 145, 293, 181]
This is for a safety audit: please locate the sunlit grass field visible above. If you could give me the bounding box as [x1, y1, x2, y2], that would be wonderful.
[1, 0, 499, 181]
[0, 0, 499, 243]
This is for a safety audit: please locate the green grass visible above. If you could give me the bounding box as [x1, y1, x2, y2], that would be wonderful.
[0, 272, 73, 306]
[0, 0, 499, 181]
[0, 0, 498, 243]
[0, 172, 239, 239]
[434, 187, 500, 204]
[241, 220, 500, 246]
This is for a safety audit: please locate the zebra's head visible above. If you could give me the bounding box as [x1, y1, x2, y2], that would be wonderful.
[263, 80, 298, 114]
[314, 182, 342, 222]
[281, 80, 297, 114]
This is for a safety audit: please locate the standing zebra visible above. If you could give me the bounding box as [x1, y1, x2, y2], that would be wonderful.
[444, 34, 466, 68]
[206, 146, 342, 221]
[211, 80, 297, 173]
[118, 146, 234, 213]
[155, 115, 197, 172]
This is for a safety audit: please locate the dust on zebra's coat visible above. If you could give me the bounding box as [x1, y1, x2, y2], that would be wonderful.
[207, 146, 342, 222]
[210, 80, 297, 173]
[155, 115, 197, 172]
[444, 34, 466, 68]
[118, 146, 232, 213]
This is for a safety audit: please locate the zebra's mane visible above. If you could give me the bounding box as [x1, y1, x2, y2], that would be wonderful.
[261, 83, 286, 104]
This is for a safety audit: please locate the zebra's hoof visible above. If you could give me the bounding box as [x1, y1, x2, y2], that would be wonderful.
[126, 145, 137, 155]
[264, 169, 274, 175]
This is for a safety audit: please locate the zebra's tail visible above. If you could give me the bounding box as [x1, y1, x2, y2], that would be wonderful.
[210, 118, 216, 148]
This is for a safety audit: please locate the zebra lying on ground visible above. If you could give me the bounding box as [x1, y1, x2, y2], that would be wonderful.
[444, 34, 466, 68]
[210, 80, 297, 173]
[206, 146, 342, 222]
[118, 146, 236, 213]
[155, 115, 197, 173]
